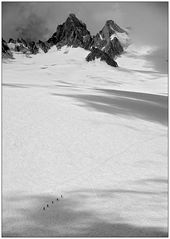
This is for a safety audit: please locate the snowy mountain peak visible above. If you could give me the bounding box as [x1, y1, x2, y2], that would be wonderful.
[47, 13, 92, 50]
[92, 21, 126, 59]
[104, 20, 127, 34]
[67, 13, 85, 25]
[93, 19, 130, 56]
[68, 13, 76, 18]
[65, 13, 87, 29]
[2, 14, 131, 67]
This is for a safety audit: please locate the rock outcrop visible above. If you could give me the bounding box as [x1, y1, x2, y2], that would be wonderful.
[28, 41, 39, 54]
[8, 38, 47, 54]
[104, 37, 124, 59]
[14, 38, 29, 53]
[37, 40, 50, 53]
[47, 13, 93, 50]
[86, 47, 118, 67]
[8, 38, 16, 44]
[2, 39, 13, 58]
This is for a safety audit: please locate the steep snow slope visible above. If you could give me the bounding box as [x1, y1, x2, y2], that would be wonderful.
[110, 32, 130, 47]
[2, 46, 168, 236]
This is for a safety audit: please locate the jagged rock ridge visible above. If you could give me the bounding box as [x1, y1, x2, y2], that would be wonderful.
[86, 47, 118, 67]
[8, 38, 50, 55]
[2, 14, 130, 67]
[47, 13, 93, 50]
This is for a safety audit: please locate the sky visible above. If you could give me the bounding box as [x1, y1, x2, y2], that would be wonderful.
[2, 2, 168, 56]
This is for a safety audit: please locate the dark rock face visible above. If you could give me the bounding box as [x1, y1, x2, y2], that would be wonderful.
[86, 47, 118, 67]
[37, 40, 50, 53]
[93, 20, 126, 59]
[104, 37, 124, 59]
[94, 20, 127, 44]
[15, 39, 39, 55]
[2, 39, 13, 58]
[47, 13, 93, 50]
[14, 44, 27, 53]
[47, 25, 63, 46]
[103, 20, 126, 35]
[8, 38, 50, 54]
[12, 38, 29, 53]
[17, 38, 28, 47]
[8, 38, 16, 44]
[28, 41, 39, 54]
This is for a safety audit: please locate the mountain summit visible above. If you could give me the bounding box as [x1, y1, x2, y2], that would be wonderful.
[95, 20, 129, 45]
[93, 20, 130, 59]
[47, 13, 92, 50]
[2, 14, 130, 67]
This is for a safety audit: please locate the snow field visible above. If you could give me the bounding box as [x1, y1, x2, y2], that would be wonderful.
[2, 46, 168, 236]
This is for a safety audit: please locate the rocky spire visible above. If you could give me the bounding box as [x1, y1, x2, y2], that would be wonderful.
[47, 13, 93, 50]
[93, 20, 129, 59]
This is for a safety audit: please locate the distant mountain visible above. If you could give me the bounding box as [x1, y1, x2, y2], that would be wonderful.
[2, 14, 130, 67]
[8, 38, 47, 55]
[47, 13, 93, 50]
[93, 20, 130, 58]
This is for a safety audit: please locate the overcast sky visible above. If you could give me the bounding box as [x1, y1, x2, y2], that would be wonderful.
[2, 2, 168, 54]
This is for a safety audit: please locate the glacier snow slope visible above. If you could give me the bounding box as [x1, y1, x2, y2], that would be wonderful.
[2, 46, 168, 236]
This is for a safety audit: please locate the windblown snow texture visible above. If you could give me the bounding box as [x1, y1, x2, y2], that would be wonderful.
[2, 13, 168, 237]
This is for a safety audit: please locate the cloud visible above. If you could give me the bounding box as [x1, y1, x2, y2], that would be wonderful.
[118, 2, 168, 49]
[14, 13, 49, 42]
[2, 2, 51, 41]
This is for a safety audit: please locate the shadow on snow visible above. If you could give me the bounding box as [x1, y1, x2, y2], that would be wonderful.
[3, 187, 168, 237]
[51, 89, 168, 126]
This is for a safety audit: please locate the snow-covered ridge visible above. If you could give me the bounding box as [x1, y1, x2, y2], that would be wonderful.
[3, 45, 167, 95]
